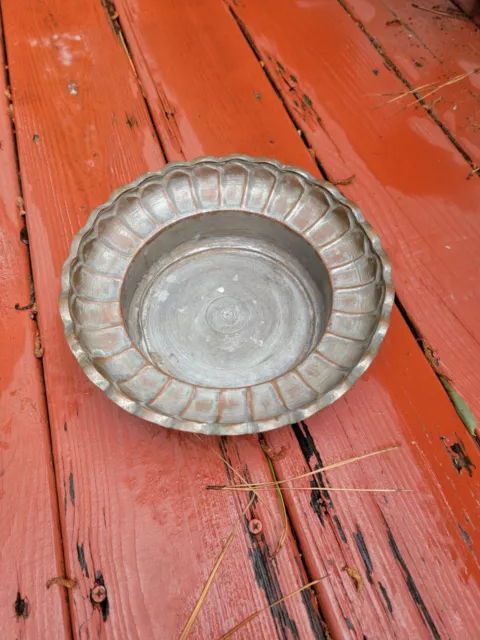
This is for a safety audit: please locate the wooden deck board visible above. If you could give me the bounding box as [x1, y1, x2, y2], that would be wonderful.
[228, 0, 480, 429]
[0, 17, 70, 640]
[1, 0, 479, 637]
[341, 0, 480, 166]
[109, 0, 480, 636]
[1, 0, 325, 637]
[266, 309, 480, 638]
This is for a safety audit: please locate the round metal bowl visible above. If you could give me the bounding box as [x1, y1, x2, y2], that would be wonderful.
[60, 155, 393, 435]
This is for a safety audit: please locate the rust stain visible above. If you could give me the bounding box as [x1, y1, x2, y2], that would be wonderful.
[34, 329, 44, 358]
[344, 566, 363, 592]
[16, 196, 26, 216]
[260, 440, 288, 461]
[46, 577, 77, 589]
[330, 175, 356, 186]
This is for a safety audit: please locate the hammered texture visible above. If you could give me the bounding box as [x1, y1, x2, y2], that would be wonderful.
[60, 156, 393, 435]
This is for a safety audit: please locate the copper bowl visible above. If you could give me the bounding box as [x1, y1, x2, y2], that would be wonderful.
[60, 156, 393, 435]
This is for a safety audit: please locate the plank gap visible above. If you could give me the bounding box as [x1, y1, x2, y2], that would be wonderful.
[95, 8, 349, 624]
[100, 0, 169, 162]
[257, 434, 330, 639]
[448, 0, 480, 27]
[395, 293, 479, 441]
[227, 0, 480, 439]
[0, 4, 74, 637]
[226, 5, 331, 182]
[334, 0, 479, 175]
[228, 0, 478, 176]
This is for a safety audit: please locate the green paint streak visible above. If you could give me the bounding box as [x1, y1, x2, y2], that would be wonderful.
[303, 94, 312, 107]
[440, 376, 477, 436]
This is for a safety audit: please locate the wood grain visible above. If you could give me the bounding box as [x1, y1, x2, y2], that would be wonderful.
[0, 17, 71, 640]
[341, 0, 480, 168]
[111, 0, 480, 636]
[267, 308, 480, 638]
[2, 0, 326, 637]
[226, 0, 480, 428]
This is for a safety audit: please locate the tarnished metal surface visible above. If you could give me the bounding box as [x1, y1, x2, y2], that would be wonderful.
[60, 155, 393, 435]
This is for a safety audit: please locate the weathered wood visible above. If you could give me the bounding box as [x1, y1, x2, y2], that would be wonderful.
[0, 18, 71, 640]
[2, 0, 325, 637]
[3, 0, 479, 635]
[341, 0, 480, 166]
[226, 0, 480, 427]
[111, 0, 480, 636]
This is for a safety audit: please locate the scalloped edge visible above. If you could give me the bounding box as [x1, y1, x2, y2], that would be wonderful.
[60, 155, 394, 435]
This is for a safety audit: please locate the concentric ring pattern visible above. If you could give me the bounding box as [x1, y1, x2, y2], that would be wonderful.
[60, 155, 394, 435]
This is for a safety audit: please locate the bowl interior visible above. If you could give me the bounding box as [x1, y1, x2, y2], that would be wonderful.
[122, 210, 332, 388]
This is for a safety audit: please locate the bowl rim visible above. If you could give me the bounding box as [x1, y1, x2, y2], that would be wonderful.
[59, 154, 394, 435]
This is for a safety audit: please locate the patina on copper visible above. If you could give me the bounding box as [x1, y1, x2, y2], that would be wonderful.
[59, 155, 393, 435]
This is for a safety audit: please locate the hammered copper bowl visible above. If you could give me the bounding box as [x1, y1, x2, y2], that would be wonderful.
[60, 156, 393, 435]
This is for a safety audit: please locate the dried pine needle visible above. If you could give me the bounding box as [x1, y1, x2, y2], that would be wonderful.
[252, 445, 400, 487]
[207, 445, 400, 491]
[374, 79, 441, 109]
[411, 3, 468, 20]
[266, 456, 288, 558]
[219, 579, 323, 639]
[400, 68, 480, 111]
[384, 79, 441, 104]
[179, 497, 255, 640]
[376, 68, 479, 112]
[467, 166, 480, 181]
[209, 486, 412, 494]
[196, 434, 273, 516]
[288, 486, 412, 493]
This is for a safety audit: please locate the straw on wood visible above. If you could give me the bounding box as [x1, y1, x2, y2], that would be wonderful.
[196, 434, 273, 515]
[266, 456, 288, 558]
[210, 486, 413, 494]
[400, 68, 480, 111]
[385, 79, 443, 104]
[219, 579, 323, 639]
[376, 68, 479, 112]
[207, 445, 400, 491]
[179, 497, 255, 640]
[374, 79, 441, 109]
[411, 3, 468, 20]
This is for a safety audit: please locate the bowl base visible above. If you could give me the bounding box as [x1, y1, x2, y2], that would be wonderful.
[129, 235, 324, 388]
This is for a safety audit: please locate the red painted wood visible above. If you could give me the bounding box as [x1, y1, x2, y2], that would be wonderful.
[454, 0, 480, 26]
[266, 307, 480, 638]
[227, 0, 480, 428]
[0, 20, 71, 640]
[111, 0, 480, 636]
[2, 0, 325, 637]
[340, 0, 480, 168]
